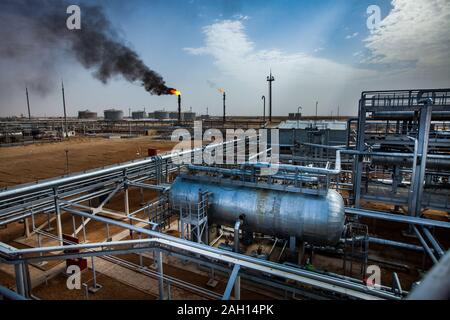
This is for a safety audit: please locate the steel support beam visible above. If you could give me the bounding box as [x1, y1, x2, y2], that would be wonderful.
[155, 250, 165, 300]
[222, 264, 241, 300]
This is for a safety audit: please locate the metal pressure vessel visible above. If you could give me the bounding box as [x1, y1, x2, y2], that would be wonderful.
[170, 177, 345, 246]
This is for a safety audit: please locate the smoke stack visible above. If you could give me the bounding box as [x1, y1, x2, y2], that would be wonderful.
[25, 87, 31, 120]
[223, 92, 226, 124]
[178, 94, 182, 123]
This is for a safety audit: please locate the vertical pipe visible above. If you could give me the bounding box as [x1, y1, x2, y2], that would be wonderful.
[354, 98, 366, 207]
[14, 263, 25, 297]
[53, 188, 63, 246]
[223, 92, 226, 124]
[234, 219, 241, 299]
[178, 95, 181, 123]
[413, 104, 432, 216]
[267, 72, 274, 122]
[156, 250, 165, 300]
[234, 220, 241, 253]
[408, 137, 418, 216]
[262, 95, 266, 123]
[234, 273, 241, 300]
[61, 81, 68, 139]
[315, 101, 318, 127]
[25, 87, 31, 120]
[125, 185, 132, 238]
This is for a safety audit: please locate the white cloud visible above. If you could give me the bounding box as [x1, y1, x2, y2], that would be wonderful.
[184, 20, 375, 116]
[364, 0, 450, 71]
[183, 11, 449, 116]
[345, 32, 359, 39]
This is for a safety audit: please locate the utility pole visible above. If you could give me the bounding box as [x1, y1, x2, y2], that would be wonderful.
[267, 71, 275, 122]
[25, 87, 31, 120]
[261, 95, 266, 122]
[337, 105, 340, 119]
[61, 81, 68, 139]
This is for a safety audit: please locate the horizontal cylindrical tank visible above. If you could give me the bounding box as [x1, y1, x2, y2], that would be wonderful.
[78, 110, 98, 120]
[170, 177, 345, 246]
[104, 109, 123, 121]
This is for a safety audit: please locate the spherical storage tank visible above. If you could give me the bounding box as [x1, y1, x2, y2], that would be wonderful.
[104, 109, 123, 121]
[170, 177, 345, 246]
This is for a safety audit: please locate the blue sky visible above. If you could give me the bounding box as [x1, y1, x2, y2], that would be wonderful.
[1, 0, 449, 117]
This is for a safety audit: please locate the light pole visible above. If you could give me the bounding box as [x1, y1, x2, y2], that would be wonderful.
[262, 95, 266, 123]
[267, 72, 275, 122]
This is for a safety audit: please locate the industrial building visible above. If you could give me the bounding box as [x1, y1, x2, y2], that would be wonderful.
[0, 88, 449, 301]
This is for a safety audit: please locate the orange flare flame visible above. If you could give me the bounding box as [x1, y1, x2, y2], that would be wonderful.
[169, 88, 181, 96]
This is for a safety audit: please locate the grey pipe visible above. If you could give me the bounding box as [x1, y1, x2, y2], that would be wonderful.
[372, 111, 450, 121]
[408, 250, 450, 300]
[234, 220, 241, 254]
[12, 206, 398, 300]
[412, 226, 438, 264]
[0, 285, 28, 300]
[187, 165, 319, 182]
[345, 207, 450, 229]
[367, 237, 426, 252]
[421, 227, 445, 258]
[247, 149, 341, 175]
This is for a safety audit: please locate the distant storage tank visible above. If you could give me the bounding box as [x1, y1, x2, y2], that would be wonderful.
[132, 111, 146, 119]
[168, 112, 179, 120]
[104, 109, 123, 121]
[183, 112, 196, 121]
[170, 177, 345, 246]
[78, 110, 98, 120]
[154, 110, 170, 120]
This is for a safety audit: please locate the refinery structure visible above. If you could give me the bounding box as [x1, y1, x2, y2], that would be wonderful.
[0, 86, 449, 301]
[0, 0, 449, 303]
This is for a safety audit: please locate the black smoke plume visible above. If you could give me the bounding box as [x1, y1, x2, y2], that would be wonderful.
[0, 0, 173, 96]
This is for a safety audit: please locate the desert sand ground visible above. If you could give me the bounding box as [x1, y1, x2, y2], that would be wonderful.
[0, 137, 177, 188]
